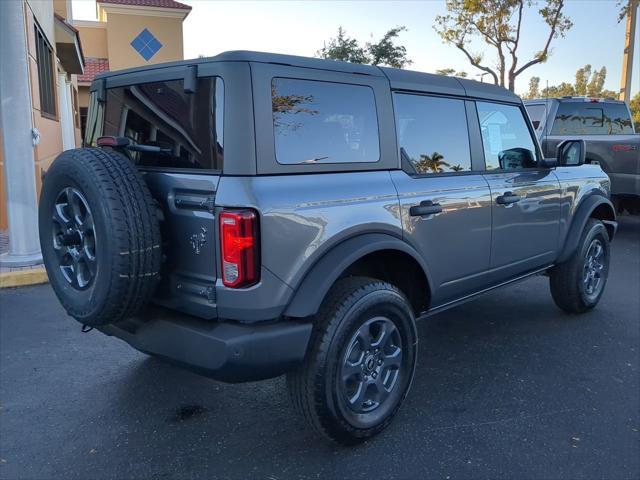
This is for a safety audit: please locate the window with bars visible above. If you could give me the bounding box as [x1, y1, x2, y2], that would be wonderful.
[34, 22, 57, 118]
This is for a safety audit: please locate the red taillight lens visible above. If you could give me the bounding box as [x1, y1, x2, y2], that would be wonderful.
[219, 209, 259, 288]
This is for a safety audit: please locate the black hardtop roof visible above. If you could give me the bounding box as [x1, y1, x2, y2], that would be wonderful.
[94, 50, 520, 103]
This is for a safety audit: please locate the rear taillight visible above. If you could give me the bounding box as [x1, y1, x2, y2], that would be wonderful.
[219, 209, 259, 288]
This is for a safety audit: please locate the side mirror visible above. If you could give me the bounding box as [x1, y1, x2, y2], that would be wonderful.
[556, 139, 586, 166]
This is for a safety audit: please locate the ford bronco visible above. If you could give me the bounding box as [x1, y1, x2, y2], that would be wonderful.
[39, 51, 617, 444]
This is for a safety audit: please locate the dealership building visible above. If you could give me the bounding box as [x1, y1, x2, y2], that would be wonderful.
[0, 0, 190, 267]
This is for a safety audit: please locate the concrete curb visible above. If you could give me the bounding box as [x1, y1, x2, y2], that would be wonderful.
[0, 268, 49, 288]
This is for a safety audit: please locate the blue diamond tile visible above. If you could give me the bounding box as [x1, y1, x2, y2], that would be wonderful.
[130, 36, 145, 51]
[130, 28, 162, 61]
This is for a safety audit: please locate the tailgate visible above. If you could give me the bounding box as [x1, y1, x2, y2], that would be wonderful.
[144, 172, 220, 319]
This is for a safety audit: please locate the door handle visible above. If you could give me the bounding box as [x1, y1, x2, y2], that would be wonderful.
[496, 192, 521, 205]
[409, 200, 443, 217]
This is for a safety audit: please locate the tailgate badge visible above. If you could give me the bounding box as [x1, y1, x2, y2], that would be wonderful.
[190, 227, 207, 255]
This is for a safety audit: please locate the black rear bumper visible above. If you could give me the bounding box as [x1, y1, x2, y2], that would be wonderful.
[98, 309, 312, 383]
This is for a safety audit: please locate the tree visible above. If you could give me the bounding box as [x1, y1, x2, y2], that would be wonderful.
[524, 65, 617, 99]
[316, 27, 368, 64]
[524, 76, 541, 99]
[317, 26, 412, 68]
[367, 26, 412, 69]
[630, 92, 640, 130]
[434, 0, 573, 91]
[435, 68, 468, 77]
[415, 152, 450, 173]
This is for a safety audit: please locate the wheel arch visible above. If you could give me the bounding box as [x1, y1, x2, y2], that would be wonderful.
[557, 194, 617, 263]
[284, 233, 433, 319]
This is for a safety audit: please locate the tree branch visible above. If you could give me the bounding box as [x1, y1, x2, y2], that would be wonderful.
[513, 0, 564, 77]
[507, 0, 524, 88]
[455, 43, 499, 84]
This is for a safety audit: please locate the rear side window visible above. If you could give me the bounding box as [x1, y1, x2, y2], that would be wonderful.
[551, 102, 634, 135]
[95, 77, 224, 170]
[394, 94, 471, 174]
[271, 78, 380, 165]
[476, 102, 538, 170]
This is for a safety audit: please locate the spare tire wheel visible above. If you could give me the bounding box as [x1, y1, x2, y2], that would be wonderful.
[39, 148, 161, 326]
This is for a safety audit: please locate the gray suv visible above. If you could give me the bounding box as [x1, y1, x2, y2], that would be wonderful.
[38, 51, 617, 444]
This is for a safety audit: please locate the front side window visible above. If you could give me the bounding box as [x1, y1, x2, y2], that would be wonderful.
[95, 77, 224, 170]
[551, 102, 634, 135]
[271, 78, 380, 165]
[525, 104, 547, 132]
[477, 102, 538, 170]
[394, 94, 471, 174]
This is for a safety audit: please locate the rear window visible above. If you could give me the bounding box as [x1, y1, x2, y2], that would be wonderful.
[87, 77, 224, 170]
[271, 78, 380, 165]
[551, 102, 634, 135]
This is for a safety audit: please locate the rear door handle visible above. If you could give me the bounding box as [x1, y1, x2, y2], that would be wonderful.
[496, 192, 521, 205]
[409, 200, 443, 217]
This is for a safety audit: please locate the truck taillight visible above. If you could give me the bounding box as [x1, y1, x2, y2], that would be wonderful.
[219, 209, 259, 288]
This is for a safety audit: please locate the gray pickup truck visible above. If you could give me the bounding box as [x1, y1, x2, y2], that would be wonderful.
[38, 52, 617, 444]
[525, 97, 640, 214]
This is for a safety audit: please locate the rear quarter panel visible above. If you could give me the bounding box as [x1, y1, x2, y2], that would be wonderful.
[214, 171, 403, 314]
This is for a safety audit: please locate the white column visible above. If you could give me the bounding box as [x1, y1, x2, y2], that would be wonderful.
[58, 73, 75, 151]
[0, 0, 43, 266]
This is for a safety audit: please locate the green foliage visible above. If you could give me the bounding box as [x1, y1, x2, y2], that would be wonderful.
[522, 65, 617, 99]
[435, 68, 468, 77]
[434, 0, 573, 91]
[526, 76, 541, 99]
[316, 27, 368, 64]
[630, 93, 640, 130]
[317, 26, 412, 68]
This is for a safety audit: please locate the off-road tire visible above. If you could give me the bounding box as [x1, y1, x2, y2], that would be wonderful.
[549, 219, 610, 314]
[39, 148, 161, 326]
[286, 277, 417, 444]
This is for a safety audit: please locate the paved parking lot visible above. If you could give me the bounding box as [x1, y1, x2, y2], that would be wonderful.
[1, 215, 638, 480]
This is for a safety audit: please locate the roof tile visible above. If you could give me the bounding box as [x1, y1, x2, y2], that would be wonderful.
[98, 0, 191, 10]
[78, 57, 110, 83]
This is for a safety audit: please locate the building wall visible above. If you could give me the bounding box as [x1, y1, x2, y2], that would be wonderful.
[75, 21, 108, 58]
[105, 12, 184, 71]
[25, 2, 63, 182]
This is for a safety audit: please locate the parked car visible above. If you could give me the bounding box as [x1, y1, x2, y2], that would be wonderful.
[525, 97, 640, 214]
[39, 52, 617, 444]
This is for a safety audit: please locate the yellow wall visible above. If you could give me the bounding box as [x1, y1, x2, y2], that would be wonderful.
[105, 12, 184, 71]
[75, 22, 108, 58]
[53, 0, 72, 19]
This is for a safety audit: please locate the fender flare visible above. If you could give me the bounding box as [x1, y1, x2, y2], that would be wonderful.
[284, 233, 432, 318]
[557, 194, 617, 263]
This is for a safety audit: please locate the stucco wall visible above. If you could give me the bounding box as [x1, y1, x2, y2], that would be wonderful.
[75, 22, 108, 58]
[105, 12, 184, 71]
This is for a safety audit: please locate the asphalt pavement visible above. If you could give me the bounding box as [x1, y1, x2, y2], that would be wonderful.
[1, 215, 638, 480]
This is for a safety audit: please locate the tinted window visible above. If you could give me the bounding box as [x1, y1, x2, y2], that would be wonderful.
[525, 104, 547, 131]
[477, 102, 538, 170]
[272, 78, 379, 164]
[551, 102, 634, 135]
[93, 77, 224, 170]
[394, 94, 471, 174]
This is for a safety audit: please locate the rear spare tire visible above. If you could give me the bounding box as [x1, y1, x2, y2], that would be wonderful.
[39, 148, 161, 326]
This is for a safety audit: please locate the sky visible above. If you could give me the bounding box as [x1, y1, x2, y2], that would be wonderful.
[71, 0, 639, 97]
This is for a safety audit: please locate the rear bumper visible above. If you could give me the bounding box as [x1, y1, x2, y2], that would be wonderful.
[98, 309, 312, 383]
